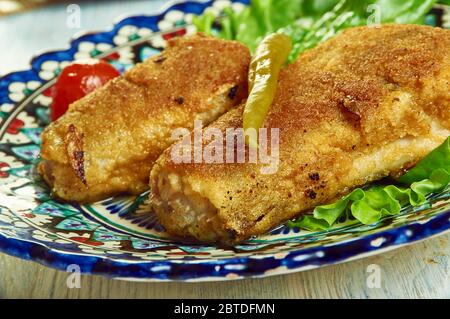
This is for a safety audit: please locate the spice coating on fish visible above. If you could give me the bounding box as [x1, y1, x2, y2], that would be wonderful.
[150, 25, 450, 244]
[39, 34, 250, 202]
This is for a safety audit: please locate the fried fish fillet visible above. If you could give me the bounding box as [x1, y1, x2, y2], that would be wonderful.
[39, 35, 250, 202]
[150, 25, 450, 244]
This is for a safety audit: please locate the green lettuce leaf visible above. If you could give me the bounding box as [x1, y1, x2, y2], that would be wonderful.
[194, 0, 438, 60]
[400, 137, 450, 184]
[289, 137, 450, 231]
[192, 10, 216, 36]
[374, 0, 436, 24]
[194, 0, 449, 231]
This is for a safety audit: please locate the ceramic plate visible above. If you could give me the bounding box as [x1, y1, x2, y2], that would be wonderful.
[0, 0, 449, 282]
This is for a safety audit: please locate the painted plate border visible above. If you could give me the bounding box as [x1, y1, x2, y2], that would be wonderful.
[0, 0, 449, 281]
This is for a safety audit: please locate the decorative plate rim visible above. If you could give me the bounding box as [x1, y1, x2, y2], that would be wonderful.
[0, 0, 449, 281]
[0, 0, 213, 81]
[1, 211, 448, 281]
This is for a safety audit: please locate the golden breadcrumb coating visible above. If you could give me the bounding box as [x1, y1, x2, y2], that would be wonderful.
[39, 34, 250, 202]
[150, 25, 450, 244]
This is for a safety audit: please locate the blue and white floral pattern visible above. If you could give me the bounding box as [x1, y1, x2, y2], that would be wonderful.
[0, 0, 449, 281]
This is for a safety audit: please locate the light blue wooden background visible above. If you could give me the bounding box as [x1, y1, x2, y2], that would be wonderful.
[0, 0, 448, 299]
[0, 0, 166, 75]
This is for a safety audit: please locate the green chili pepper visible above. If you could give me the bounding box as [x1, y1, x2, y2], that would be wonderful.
[243, 33, 292, 148]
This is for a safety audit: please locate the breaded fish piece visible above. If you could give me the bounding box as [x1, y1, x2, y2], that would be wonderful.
[150, 25, 450, 244]
[40, 35, 250, 202]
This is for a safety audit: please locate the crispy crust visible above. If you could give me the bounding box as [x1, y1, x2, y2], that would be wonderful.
[151, 25, 450, 244]
[39, 34, 250, 202]
[65, 124, 86, 185]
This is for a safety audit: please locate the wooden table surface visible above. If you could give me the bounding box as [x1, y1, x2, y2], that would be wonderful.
[0, 234, 449, 298]
[0, 1, 449, 299]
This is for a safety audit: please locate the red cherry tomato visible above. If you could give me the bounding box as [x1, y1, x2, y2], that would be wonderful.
[50, 61, 120, 121]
